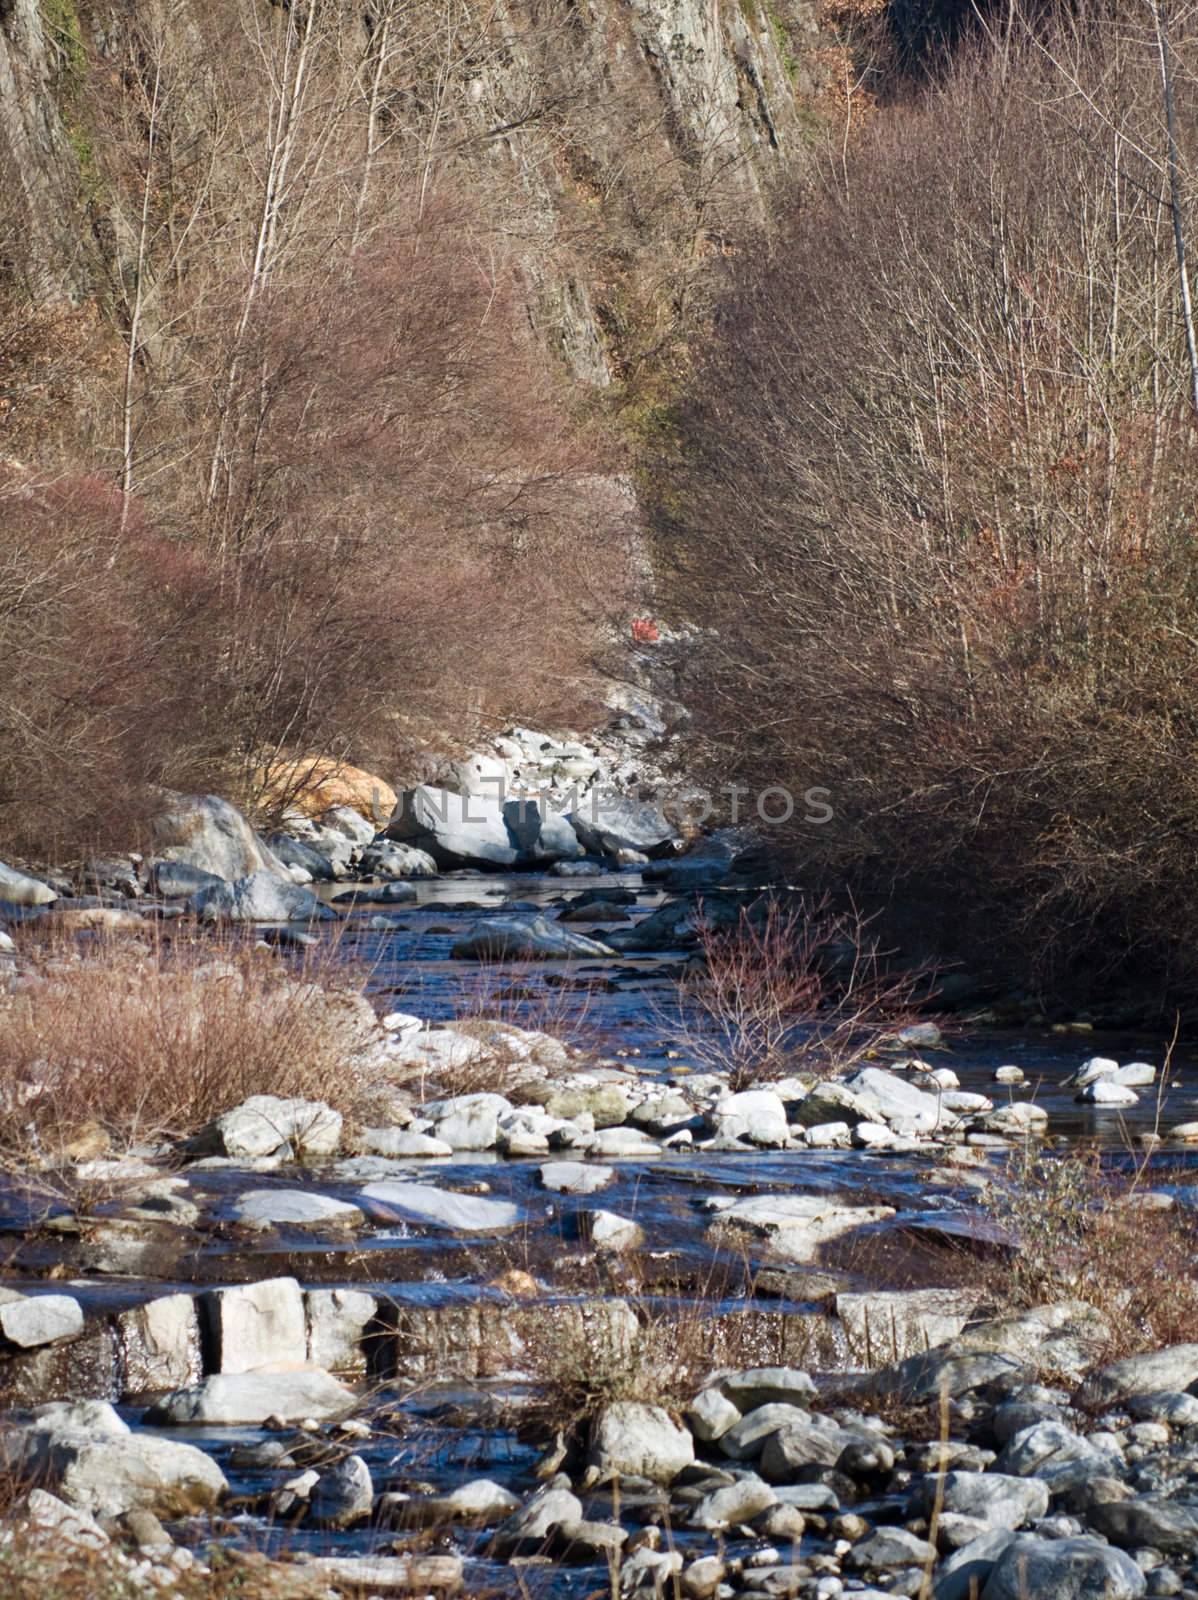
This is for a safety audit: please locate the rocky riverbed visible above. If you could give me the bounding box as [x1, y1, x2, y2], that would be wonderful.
[3, 729, 1198, 1598]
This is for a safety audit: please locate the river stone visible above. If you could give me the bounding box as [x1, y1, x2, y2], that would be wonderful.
[978, 1101, 1049, 1136]
[203, 1278, 307, 1372]
[934, 1530, 1019, 1600]
[1074, 1056, 1120, 1087]
[407, 1478, 520, 1525]
[305, 1288, 377, 1373]
[203, 1094, 342, 1158]
[265, 832, 339, 881]
[147, 1368, 355, 1425]
[117, 1293, 201, 1391]
[837, 1288, 976, 1364]
[502, 800, 587, 864]
[719, 1403, 814, 1461]
[310, 1453, 373, 1526]
[0, 1292, 84, 1348]
[15, 1488, 108, 1551]
[712, 1089, 790, 1147]
[543, 1084, 630, 1126]
[1127, 1391, 1198, 1425]
[1078, 1079, 1139, 1106]
[848, 1526, 936, 1570]
[915, 1471, 1049, 1529]
[0, 860, 57, 906]
[189, 869, 334, 923]
[15, 1404, 226, 1518]
[845, 1067, 945, 1132]
[707, 1194, 896, 1262]
[357, 839, 438, 878]
[424, 1092, 508, 1150]
[452, 914, 613, 960]
[1081, 1343, 1198, 1405]
[589, 1401, 694, 1482]
[1087, 1497, 1198, 1553]
[591, 1126, 661, 1157]
[307, 1556, 464, 1593]
[994, 1065, 1025, 1084]
[358, 1129, 453, 1158]
[687, 1388, 742, 1443]
[995, 1419, 1121, 1489]
[540, 1160, 614, 1194]
[804, 1120, 852, 1148]
[980, 1535, 1145, 1599]
[153, 794, 287, 881]
[495, 1475, 584, 1548]
[1115, 1061, 1155, 1086]
[721, 1367, 816, 1411]
[758, 1412, 858, 1478]
[358, 1181, 519, 1230]
[789, 1081, 878, 1128]
[589, 1210, 644, 1251]
[569, 795, 679, 859]
[690, 1474, 777, 1531]
[386, 785, 519, 869]
[231, 1190, 364, 1230]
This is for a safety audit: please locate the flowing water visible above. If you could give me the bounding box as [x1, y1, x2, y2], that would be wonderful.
[7, 869, 1198, 1593]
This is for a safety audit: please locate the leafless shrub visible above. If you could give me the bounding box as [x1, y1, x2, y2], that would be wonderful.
[662, 896, 926, 1088]
[659, 9, 1198, 999]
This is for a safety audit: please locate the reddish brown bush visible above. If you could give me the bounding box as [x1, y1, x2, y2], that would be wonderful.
[659, 10, 1198, 1001]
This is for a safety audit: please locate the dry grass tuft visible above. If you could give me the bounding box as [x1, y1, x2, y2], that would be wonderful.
[0, 927, 376, 1159]
[983, 1142, 1198, 1361]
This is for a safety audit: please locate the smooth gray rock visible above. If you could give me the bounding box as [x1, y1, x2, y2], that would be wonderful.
[690, 1474, 777, 1530]
[231, 1190, 363, 1231]
[305, 1288, 377, 1373]
[569, 794, 679, 859]
[202, 1278, 307, 1373]
[1087, 1497, 1198, 1554]
[357, 839, 439, 878]
[451, 914, 613, 960]
[589, 1401, 694, 1483]
[495, 1476, 584, 1549]
[427, 1092, 508, 1151]
[1127, 1391, 1198, 1425]
[147, 859, 227, 898]
[914, 1471, 1049, 1529]
[0, 860, 57, 906]
[712, 1089, 790, 1147]
[980, 1535, 1145, 1599]
[309, 1454, 373, 1526]
[146, 1368, 355, 1425]
[995, 1419, 1122, 1490]
[687, 1388, 742, 1443]
[358, 1181, 519, 1231]
[540, 1160, 614, 1194]
[0, 1292, 83, 1348]
[386, 785, 519, 869]
[759, 1413, 857, 1479]
[934, 1530, 1019, 1600]
[721, 1367, 816, 1411]
[1081, 1344, 1198, 1405]
[188, 869, 334, 923]
[846, 1066, 945, 1132]
[708, 1194, 896, 1263]
[848, 1526, 936, 1570]
[154, 794, 286, 881]
[14, 1403, 226, 1517]
[719, 1403, 814, 1461]
[202, 1094, 342, 1158]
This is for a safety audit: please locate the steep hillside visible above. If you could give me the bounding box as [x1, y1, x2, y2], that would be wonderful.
[0, 0, 846, 857]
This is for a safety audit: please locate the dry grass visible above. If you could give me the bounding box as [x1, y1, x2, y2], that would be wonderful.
[518, 1295, 719, 1443]
[0, 927, 377, 1160]
[662, 896, 927, 1089]
[982, 1142, 1198, 1361]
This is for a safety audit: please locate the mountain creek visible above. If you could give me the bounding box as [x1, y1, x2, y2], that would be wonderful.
[3, 851, 1198, 1600]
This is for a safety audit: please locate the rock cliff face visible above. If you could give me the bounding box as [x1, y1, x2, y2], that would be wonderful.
[0, 0, 824, 377]
[0, 0, 92, 300]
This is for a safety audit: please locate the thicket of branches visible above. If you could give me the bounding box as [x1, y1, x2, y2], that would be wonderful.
[661, 3, 1198, 999]
[0, 0, 648, 859]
